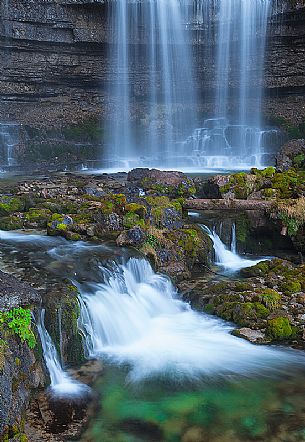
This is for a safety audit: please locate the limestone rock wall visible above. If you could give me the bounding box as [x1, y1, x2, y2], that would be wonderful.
[0, 0, 303, 131]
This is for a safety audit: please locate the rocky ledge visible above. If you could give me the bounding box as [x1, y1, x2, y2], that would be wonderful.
[181, 258, 305, 348]
[0, 272, 45, 440]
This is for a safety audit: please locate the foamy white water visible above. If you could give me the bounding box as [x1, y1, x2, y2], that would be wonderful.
[78, 258, 300, 382]
[203, 225, 267, 272]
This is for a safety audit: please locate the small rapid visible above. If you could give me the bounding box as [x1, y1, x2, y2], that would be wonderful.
[0, 229, 302, 389]
[78, 258, 300, 382]
[203, 225, 268, 272]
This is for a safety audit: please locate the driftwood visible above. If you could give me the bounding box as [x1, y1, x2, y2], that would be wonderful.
[184, 199, 273, 211]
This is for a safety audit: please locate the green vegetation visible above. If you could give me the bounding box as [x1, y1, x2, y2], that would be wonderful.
[123, 212, 145, 229]
[266, 317, 294, 340]
[0, 308, 36, 349]
[257, 289, 281, 311]
[0, 196, 24, 216]
[144, 233, 160, 250]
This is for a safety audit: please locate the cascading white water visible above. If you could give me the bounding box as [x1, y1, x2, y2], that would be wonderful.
[37, 310, 88, 396]
[107, 0, 197, 168]
[106, 0, 278, 171]
[78, 257, 298, 382]
[231, 222, 237, 254]
[0, 122, 19, 167]
[0, 229, 302, 385]
[203, 225, 266, 272]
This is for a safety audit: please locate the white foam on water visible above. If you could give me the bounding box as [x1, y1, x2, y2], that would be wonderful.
[78, 258, 302, 382]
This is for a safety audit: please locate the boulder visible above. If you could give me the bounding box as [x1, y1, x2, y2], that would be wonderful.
[233, 327, 266, 343]
[0, 270, 40, 311]
[127, 168, 187, 186]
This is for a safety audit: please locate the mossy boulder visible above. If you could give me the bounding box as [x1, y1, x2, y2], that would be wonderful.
[145, 196, 184, 229]
[24, 208, 52, 228]
[44, 285, 84, 366]
[0, 215, 23, 231]
[0, 196, 24, 217]
[47, 213, 73, 236]
[266, 317, 294, 341]
[240, 261, 270, 278]
[256, 289, 281, 311]
[280, 280, 302, 295]
[216, 302, 269, 326]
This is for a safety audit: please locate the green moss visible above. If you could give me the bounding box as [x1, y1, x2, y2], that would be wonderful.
[241, 261, 270, 277]
[204, 304, 215, 314]
[280, 280, 302, 295]
[51, 213, 64, 222]
[146, 196, 171, 207]
[177, 229, 201, 258]
[144, 234, 160, 250]
[271, 169, 305, 199]
[125, 203, 147, 218]
[123, 212, 145, 229]
[266, 317, 294, 340]
[263, 188, 276, 198]
[293, 153, 305, 169]
[258, 289, 281, 311]
[0, 196, 24, 216]
[216, 301, 269, 325]
[261, 167, 276, 178]
[254, 302, 270, 319]
[0, 215, 23, 230]
[236, 215, 250, 243]
[56, 223, 68, 231]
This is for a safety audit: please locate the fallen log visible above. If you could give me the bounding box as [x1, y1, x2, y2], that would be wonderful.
[184, 199, 273, 211]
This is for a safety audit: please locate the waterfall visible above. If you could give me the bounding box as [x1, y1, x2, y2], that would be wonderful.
[231, 223, 237, 254]
[106, 0, 197, 169]
[78, 257, 295, 382]
[106, 0, 276, 171]
[0, 123, 19, 167]
[203, 225, 266, 272]
[37, 309, 88, 396]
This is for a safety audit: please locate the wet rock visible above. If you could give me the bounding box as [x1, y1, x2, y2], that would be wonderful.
[117, 227, 147, 247]
[276, 139, 305, 172]
[161, 207, 183, 230]
[127, 168, 187, 186]
[233, 327, 266, 343]
[0, 270, 40, 310]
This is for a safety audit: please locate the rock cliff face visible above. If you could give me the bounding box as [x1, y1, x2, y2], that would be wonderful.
[0, 1, 304, 148]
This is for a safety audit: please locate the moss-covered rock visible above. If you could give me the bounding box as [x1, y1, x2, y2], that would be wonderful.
[240, 261, 270, 278]
[256, 289, 281, 311]
[0, 196, 24, 217]
[0, 215, 23, 231]
[266, 317, 294, 340]
[24, 208, 52, 228]
[44, 284, 84, 366]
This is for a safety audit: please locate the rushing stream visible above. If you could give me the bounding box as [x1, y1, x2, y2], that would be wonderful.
[203, 225, 269, 273]
[0, 230, 304, 441]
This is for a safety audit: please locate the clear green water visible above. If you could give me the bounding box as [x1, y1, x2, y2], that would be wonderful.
[81, 365, 305, 442]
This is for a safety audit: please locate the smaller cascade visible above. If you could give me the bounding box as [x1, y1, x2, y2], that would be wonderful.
[231, 223, 237, 254]
[37, 309, 88, 397]
[181, 118, 283, 170]
[202, 225, 266, 272]
[0, 122, 20, 167]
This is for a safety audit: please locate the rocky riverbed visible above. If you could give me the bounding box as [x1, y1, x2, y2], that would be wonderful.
[0, 144, 304, 438]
